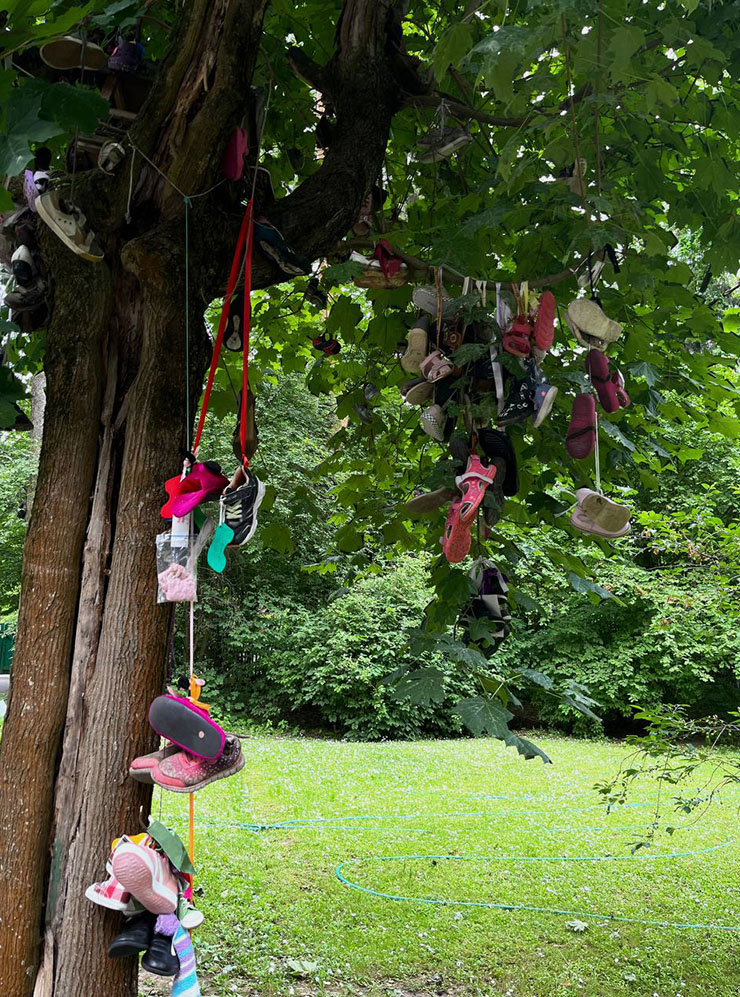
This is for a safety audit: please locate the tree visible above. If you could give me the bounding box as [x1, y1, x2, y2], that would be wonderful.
[1, 1, 740, 995]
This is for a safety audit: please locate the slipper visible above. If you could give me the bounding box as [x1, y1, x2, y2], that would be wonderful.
[167, 462, 229, 519]
[406, 486, 457, 516]
[419, 349, 455, 383]
[570, 504, 631, 538]
[612, 369, 630, 408]
[421, 404, 448, 441]
[576, 488, 632, 533]
[401, 316, 429, 374]
[148, 694, 226, 760]
[565, 393, 597, 459]
[477, 428, 518, 496]
[502, 316, 531, 357]
[533, 291, 556, 352]
[585, 349, 618, 413]
[401, 378, 434, 405]
[224, 290, 245, 351]
[441, 496, 472, 564]
[455, 455, 497, 525]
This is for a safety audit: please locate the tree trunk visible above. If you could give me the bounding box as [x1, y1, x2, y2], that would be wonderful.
[0, 1, 410, 994]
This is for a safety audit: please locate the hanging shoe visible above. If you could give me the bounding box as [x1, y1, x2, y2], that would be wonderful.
[477, 428, 518, 496]
[526, 360, 558, 428]
[463, 561, 511, 642]
[108, 911, 155, 958]
[416, 125, 471, 164]
[11, 245, 35, 285]
[141, 916, 179, 977]
[128, 743, 181, 784]
[406, 486, 457, 516]
[440, 495, 472, 564]
[412, 284, 455, 317]
[304, 277, 327, 309]
[108, 36, 145, 73]
[36, 190, 104, 262]
[420, 403, 448, 441]
[419, 348, 456, 383]
[585, 349, 619, 413]
[222, 126, 249, 181]
[151, 735, 245, 794]
[533, 290, 556, 352]
[221, 466, 265, 547]
[502, 315, 532, 358]
[498, 375, 533, 426]
[85, 873, 132, 912]
[4, 277, 46, 312]
[401, 378, 434, 405]
[312, 333, 341, 355]
[400, 316, 429, 374]
[39, 35, 107, 71]
[612, 369, 630, 408]
[98, 141, 127, 175]
[177, 893, 205, 930]
[565, 393, 597, 459]
[111, 841, 179, 915]
[574, 488, 632, 534]
[454, 455, 497, 525]
[224, 290, 245, 351]
[566, 298, 622, 351]
[254, 217, 311, 276]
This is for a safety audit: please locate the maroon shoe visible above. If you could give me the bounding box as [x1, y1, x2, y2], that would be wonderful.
[151, 736, 245, 794]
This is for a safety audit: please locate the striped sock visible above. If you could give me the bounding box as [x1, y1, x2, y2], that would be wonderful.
[171, 924, 201, 997]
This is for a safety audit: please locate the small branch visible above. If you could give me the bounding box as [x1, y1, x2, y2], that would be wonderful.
[286, 45, 330, 93]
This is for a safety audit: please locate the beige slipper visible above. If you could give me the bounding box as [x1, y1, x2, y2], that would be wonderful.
[566, 298, 621, 351]
[576, 488, 632, 533]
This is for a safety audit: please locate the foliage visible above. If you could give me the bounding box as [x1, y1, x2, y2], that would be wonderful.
[0, 429, 34, 617]
[4, 0, 740, 756]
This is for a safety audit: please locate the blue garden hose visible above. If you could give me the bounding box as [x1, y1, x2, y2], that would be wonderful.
[188, 793, 740, 932]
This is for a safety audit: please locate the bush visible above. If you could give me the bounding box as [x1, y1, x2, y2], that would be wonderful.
[197, 557, 474, 740]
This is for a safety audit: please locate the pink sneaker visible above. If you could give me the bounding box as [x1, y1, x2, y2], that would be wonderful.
[111, 841, 178, 914]
[85, 874, 131, 911]
[440, 496, 472, 564]
[454, 455, 497, 525]
[129, 742, 180, 784]
[151, 735, 245, 794]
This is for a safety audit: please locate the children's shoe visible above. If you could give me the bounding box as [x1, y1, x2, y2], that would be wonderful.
[464, 561, 511, 641]
[108, 37, 145, 73]
[498, 376, 534, 426]
[224, 290, 245, 352]
[141, 921, 179, 977]
[440, 496, 472, 564]
[11, 245, 34, 285]
[533, 291, 556, 352]
[98, 142, 126, 175]
[400, 316, 429, 374]
[255, 217, 311, 275]
[502, 316, 531, 357]
[36, 191, 104, 263]
[416, 125, 471, 163]
[585, 349, 618, 413]
[566, 298, 621, 351]
[129, 743, 181, 784]
[420, 404, 448, 441]
[454, 455, 496, 525]
[148, 694, 226, 760]
[419, 348, 455, 383]
[85, 874, 132, 911]
[177, 894, 205, 930]
[4, 277, 46, 312]
[232, 390, 258, 462]
[166, 461, 230, 519]
[526, 361, 558, 428]
[151, 735, 245, 794]
[406, 486, 457, 516]
[612, 369, 630, 408]
[108, 911, 155, 958]
[39, 35, 107, 71]
[575, 488, 632, 534]
[570, 503, 631, 538]
[401, 378, 434, 406]
[565, 393, 597, 459]
[221, 466, 265, 547]
[111, 842, 178, 915]
[477, 428, 518, 496]
[312, 333, 341, 355]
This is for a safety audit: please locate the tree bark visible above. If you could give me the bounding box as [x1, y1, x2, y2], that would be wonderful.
[0, 1, 409, 994]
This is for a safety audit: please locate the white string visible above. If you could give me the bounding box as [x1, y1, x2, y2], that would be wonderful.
[593, 406, 601, 493]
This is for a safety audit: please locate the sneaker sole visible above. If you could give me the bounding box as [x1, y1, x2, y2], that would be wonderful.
[151, 750, 245, 794]
[148, 696, 225, 760]
[112, 846, 178, 915]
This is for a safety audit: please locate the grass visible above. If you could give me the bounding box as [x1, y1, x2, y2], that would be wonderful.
[142, 734, 740, 997]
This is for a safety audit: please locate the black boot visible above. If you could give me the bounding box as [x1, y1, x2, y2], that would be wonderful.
[141, 931, 179, 977]
[108, 911, 154, 958]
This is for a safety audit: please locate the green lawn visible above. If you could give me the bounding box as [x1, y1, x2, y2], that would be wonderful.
[143, 734, 740, 997]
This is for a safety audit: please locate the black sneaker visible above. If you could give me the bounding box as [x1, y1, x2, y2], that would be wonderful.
[4, 277, 46, 312]
[497, 375, 533, 426]
[221, 468, 265, 546]
[525, 359, 558, 428]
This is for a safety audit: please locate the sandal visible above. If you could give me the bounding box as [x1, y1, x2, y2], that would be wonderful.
[441, 496, 472, 564]
[565, 393, 597, 459]
[454, 455, 497, 525]
[419, 349, 455, 383]
[502, 316, 531, 357]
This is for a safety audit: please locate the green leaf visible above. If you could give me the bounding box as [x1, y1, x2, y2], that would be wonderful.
[326, 296, 362, 337]
[452, 695, 513, 737]
[260, 523, 294, 554]
[433, 22, 474, 82]
[392, 666, 447, 706]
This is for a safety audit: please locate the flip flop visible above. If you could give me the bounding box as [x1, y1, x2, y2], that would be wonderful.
[585, 349, 619, 413]
[533, 291, 556, 352]
[565, 393, 597, 459]
[455, 455, 497, 525]
[576, 488, 632, 533]
[441, 496, 472, 564]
